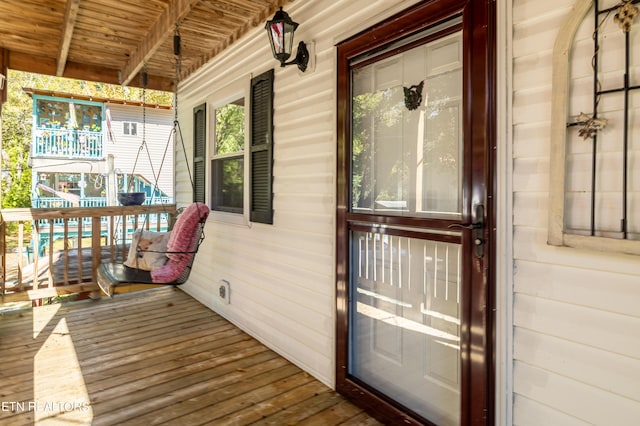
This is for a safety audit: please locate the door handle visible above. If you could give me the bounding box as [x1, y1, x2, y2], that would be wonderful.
[448, 204, 485, 258]
[448, 222, 482, 231]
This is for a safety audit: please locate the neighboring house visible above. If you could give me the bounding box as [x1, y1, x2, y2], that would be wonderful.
[25, 88, 175, 208]
[170, 0, 640, 425]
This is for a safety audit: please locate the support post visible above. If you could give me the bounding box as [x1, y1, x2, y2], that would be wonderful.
[106, 154, 117, 206]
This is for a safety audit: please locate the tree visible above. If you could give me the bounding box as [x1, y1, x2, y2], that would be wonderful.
[0, 70, 173, 208]
[1, 71, 32, 208]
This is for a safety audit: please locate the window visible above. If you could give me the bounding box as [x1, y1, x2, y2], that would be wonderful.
[211, 98, 245, 213]
[34, 98, 103, 131]
[548, 0, 640, 255]
[351, 30, 462, 219]
[206, 70, 274, 224]
[123, 121, 137, 136]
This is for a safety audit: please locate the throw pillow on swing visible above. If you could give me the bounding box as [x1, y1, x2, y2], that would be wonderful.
[123, 229, 172, 271]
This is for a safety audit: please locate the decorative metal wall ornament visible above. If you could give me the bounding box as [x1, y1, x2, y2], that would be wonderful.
[614, 0, 638, 32]
[575, 112, 608, 139]
[403, 81, 424, 110]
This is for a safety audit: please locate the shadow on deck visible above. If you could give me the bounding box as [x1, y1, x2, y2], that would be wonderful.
[0, 287, 381, 425]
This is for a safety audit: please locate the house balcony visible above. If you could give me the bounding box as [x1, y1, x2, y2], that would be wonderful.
[33, 127, 104, 159]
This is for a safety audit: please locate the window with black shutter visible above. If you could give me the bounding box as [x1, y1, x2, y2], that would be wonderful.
[249, 69, 274, 224]
[193, 103, 206, 203]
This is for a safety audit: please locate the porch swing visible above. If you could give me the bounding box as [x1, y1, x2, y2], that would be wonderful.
[96, 28, 210, 297]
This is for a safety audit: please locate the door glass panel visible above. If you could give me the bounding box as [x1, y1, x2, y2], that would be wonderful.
[348, 22, 464, 426]
[351, 31, 463, 218]
[349, 230, 461, 425]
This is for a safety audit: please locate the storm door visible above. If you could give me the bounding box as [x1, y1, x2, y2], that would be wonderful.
[336, 1, 495, 425]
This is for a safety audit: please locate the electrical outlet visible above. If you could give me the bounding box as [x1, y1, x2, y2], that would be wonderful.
[219, 280, 230, 304]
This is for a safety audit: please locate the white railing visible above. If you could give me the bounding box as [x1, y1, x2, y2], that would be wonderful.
[32, 197, 174, 228]
[32, 196, 174, 209]
[33, 127, 103, 159]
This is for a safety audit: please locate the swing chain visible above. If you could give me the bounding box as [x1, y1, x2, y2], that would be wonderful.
[171, 24, 196, 194]
[174, 23, 181, 123]
[129, 68, 147, 191]
[107, 23, 205, 270]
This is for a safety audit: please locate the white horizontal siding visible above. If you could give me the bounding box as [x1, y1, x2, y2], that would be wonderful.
[514, 293, 640, 359]
[512, 0, 640, 424]
[514, 362, 640, 426]
[515, 260, 640, 318]
[513, 394, 590, 426]
[515, 328, 640, 401]
[104, 104, 174, 198]
[177, 0, 422, 388]
[512, 122, 550, 158]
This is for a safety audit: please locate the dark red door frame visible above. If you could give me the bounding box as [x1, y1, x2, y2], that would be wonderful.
[335, 1, 496, 424]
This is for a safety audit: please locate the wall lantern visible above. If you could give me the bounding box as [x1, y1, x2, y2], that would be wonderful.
[265, 7, 309, 72]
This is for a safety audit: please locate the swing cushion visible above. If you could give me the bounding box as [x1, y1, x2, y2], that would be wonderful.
[151, 202, 209, 283]
[165, 202, 209, 261]
[123, 230, 171, 271]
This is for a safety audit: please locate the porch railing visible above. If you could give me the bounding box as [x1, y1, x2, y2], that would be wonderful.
[33, 127, 103, 159]
[0, 204, 176, 303]
[32, 196, 174, 209]
[29, 198, 175, 247]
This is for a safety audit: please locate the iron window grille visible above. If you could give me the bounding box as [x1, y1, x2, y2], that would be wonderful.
[568, 0, 640, 238]
[549, 0, 640, 254]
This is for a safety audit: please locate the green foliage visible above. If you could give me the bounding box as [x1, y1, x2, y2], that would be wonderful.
[9, 70, 172, 105]
[1, 71, 32, 208]
[351, 91, 388, 209]
[213, 102, 245, 209]
[215, 103, 245, 154]
[351, 87, 409, 209]
[0, 70, 172, 208]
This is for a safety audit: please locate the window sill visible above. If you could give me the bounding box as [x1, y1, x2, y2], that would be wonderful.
[553, 233, 640, 257]
[210, 210, 249, 227]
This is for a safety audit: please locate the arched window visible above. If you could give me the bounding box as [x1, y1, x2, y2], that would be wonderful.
[548, 0, 640, 255]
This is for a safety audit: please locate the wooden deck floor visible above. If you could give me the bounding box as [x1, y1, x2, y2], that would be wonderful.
[0, 287, 382, 425]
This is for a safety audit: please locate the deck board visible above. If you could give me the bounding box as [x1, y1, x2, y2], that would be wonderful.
[0, 287, 381, 425]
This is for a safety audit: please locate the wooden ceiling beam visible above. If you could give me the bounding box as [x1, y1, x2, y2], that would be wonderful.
[7, 50, 174, 92]
[57, 0, 81, 77]
[120, 0, 202, 87]
[184, 0, 293, 78]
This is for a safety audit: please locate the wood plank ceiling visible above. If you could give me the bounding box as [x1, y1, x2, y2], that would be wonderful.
[0, 0, 293, 92]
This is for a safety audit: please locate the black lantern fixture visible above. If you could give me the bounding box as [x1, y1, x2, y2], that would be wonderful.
[265, 7, 309, 72]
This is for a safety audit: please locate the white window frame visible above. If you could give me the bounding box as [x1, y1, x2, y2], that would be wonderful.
[207, 75, 251, 227]
[548, 0, 640, 255]
[123, 121, 137, 136]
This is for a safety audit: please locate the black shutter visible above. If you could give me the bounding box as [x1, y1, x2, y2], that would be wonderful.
[193, 103, 206, 203]
[250, 69, 274, 224]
